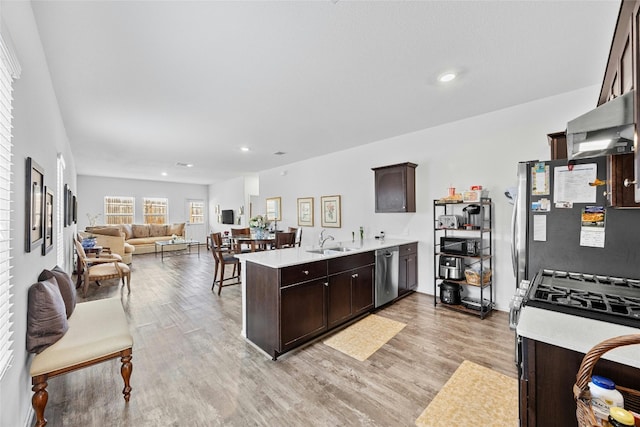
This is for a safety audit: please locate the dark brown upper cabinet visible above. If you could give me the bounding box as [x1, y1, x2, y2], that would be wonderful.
[547, 131, 567, 160]
[372, 162, 417, 213]
[598, 0, 640, 207]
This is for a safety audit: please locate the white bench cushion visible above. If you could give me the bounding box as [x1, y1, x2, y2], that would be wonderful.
[30, 297, 133, 377]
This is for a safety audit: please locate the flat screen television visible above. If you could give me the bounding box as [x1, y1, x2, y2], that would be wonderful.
[221, 209, 234, 225]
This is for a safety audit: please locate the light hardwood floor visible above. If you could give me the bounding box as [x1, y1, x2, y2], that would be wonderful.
[41, 249, 517, 426]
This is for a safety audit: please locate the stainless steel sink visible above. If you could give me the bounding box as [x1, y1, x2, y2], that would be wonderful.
[306, 247, 354, 255]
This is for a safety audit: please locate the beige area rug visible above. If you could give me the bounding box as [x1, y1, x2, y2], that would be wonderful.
[415, 360, 518, 427]
[323, 314, 406, 361]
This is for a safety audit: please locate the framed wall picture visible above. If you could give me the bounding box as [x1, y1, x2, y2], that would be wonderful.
[66, 187, 72, 226]
[72, 194, 77, 224]
[297, 197, 314, 227]
[320, 195, 341, 228]
[266, 197, 281, 221]
[63, 184, 69, 227]
[42, 186, 54, 255]
[26, 157, 45, 252]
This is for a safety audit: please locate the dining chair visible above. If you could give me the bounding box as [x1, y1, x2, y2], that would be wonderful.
[287, 227, 302, 247]
[74, 236, 131, 297]
[230, 227, 252, 253]
[275, 231, 296, 249]
[294, 227, 302, 247]
[211, 232, 241, 295]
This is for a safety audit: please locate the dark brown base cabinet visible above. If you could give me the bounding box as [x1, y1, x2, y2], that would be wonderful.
[326, 252, 375, 334]
[519, 337, 640, 426]
[280, 278, 328, 349]
[246, 252, 375, 360]
[398, 243, 417, 296]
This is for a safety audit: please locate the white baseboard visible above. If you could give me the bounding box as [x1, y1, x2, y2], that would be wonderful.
[23, 406, 34, 427]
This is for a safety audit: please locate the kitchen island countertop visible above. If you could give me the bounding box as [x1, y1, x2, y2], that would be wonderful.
[517, 306, 640, 368]
[234, 237, 418, 269]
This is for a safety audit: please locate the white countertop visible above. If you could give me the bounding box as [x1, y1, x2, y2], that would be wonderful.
[234, 238, 417, 269]
[517, 306, 640, 368]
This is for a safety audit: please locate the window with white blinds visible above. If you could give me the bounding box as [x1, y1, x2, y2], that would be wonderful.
[104, 196, 134, 225]
[56, 154, 65, 267]
[188, 200, 204, 224]
[143, 197, 168, 224]
[0, 33, 20, 381]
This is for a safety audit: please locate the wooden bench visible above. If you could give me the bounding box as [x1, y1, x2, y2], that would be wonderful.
[29, 297, 133, 427]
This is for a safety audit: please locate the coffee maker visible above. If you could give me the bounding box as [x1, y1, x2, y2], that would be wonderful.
[463, 204, 483, 230]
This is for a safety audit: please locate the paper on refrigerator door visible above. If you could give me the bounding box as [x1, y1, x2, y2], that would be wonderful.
[553, 163, 597, 203]
[579, 206, 605, 248]
[533, 215, 547, 242]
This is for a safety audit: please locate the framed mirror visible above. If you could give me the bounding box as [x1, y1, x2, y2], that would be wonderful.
[266, 197, 281, 221]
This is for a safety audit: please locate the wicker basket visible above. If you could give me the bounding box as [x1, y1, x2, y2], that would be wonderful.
[464, 269, 491, 285]
[574, 334, 640, 427]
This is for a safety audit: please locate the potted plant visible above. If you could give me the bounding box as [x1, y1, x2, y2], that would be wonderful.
[249, 215, 270, 239]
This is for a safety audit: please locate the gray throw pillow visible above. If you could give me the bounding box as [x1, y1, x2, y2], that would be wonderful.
[38, 266, 76, 318]
[26, 278, 69, 354]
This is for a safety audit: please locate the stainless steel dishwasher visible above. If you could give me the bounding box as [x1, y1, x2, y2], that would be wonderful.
[375, 246, 399, 307]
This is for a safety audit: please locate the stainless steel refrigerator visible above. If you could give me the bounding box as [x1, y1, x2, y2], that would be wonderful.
[511, 157, 640, 285]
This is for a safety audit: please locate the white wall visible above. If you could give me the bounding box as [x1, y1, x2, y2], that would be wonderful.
[76, 176, 209, 242]
[245, 85, 600, 312]
[208, 176, 246, 232]
[1, 2, 78, 426]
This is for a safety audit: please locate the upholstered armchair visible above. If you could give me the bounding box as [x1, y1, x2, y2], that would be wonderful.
[74, 237, 131, 297]
[81, 227, 134, 264]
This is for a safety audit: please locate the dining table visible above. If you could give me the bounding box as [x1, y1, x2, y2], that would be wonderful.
[232, 233, 276, 252]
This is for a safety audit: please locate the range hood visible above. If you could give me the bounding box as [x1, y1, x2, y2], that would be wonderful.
[566, 89, 635, 160]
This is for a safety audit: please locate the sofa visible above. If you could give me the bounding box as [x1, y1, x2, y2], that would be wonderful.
[86, 223, 186, 256]
[80, 227, 135, 264]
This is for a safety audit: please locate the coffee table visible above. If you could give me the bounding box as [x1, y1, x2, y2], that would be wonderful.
[154, 239, 200, 261]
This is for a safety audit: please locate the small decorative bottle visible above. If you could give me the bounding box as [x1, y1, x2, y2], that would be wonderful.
[359, 226, 364, 241]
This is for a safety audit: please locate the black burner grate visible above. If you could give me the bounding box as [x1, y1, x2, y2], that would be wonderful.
[526, 269, 640, 328]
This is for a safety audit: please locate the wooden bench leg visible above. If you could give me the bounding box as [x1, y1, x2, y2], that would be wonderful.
[32, 375, 48, 427]
[121, 349, 133, 402]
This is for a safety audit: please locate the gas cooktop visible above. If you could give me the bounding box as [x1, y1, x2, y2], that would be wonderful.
[525, 269, 640, 328]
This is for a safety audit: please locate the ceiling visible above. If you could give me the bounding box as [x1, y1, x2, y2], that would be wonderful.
[31, 0, 620, 185]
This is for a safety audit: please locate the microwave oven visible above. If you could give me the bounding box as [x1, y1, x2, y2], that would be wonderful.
[440, 236, 481, 256]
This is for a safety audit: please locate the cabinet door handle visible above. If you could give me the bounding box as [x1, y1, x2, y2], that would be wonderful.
[324, 282, 328, 287]
[352, 273, 359, 279]
[624, 178, 637, 188]
[302, 270, 309, 275]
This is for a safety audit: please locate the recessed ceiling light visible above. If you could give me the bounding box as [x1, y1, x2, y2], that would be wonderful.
[161, 172, 168, 176]
[438, 72, 457, 83]
[241, 147, 250, 152]
[274, 151, 286, 156]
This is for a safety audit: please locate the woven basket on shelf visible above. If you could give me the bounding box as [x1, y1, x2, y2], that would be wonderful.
[464, 269, 491, 285]
[573, 334, 640, 427]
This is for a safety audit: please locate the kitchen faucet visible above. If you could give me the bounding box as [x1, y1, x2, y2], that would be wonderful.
[319, 229, 335, 248]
